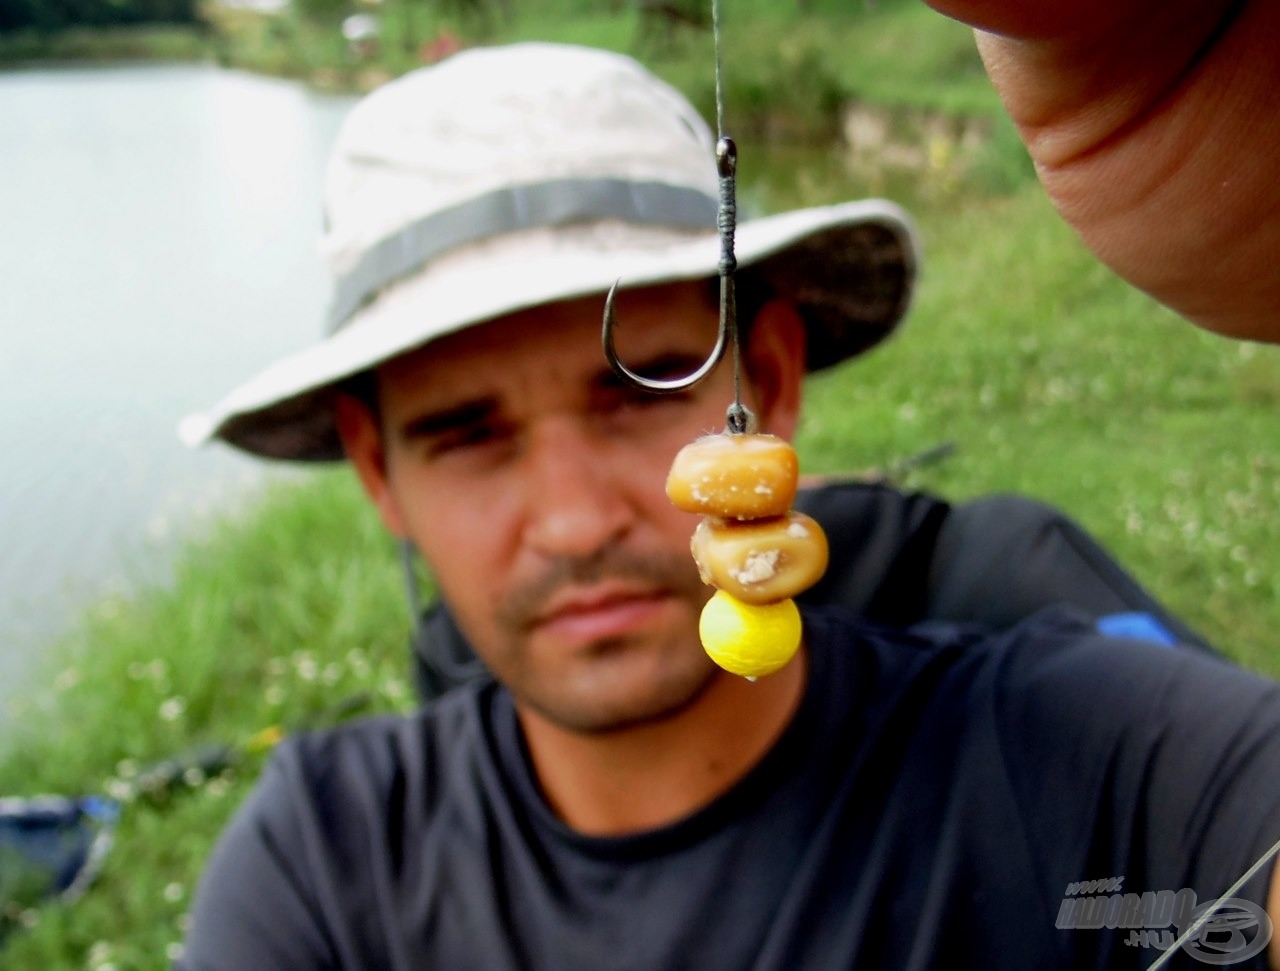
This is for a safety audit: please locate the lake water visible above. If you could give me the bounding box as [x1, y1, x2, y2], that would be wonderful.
[0, 64, 357, 698]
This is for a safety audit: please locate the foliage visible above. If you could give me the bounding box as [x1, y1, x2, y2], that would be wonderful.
[3, 0, 1008, 150]
[292, 0, 351, 28]
[0, 0, 201, 32]
[0, 23, 207, 61]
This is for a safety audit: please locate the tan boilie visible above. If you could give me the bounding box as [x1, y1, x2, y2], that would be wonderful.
[690, 512, 829, 606]
[666, 433, 799, 520]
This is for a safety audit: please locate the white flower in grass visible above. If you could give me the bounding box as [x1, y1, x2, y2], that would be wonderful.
[166, 942, 186, 961]
[163, 882, 185, 903]
[159, 696, 187, 722]
[294, 652, 319, 682]
[322, 662, 343, 686]
[265, 684, 285, 706]
[105, 777, 134, 801]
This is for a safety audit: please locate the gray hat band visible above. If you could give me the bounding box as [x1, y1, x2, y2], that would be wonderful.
[327, 177, 720, 334]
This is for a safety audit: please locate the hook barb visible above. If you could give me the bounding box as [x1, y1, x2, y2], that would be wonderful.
[601, 280, 728, 393]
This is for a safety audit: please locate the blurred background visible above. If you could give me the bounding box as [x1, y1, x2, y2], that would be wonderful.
[1, 0, 1278, 967]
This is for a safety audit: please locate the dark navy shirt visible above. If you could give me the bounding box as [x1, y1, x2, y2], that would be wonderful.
[179, 606, 1280, 970]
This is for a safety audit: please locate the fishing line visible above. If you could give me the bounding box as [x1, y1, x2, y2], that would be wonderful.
[711, 0, 748, 435]
[1144, 834, 1280, 969]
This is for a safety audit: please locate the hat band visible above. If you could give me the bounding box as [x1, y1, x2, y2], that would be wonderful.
[327, 177, 720, 334]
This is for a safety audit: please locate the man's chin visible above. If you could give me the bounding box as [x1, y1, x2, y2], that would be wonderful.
[517, 644, 718, 735]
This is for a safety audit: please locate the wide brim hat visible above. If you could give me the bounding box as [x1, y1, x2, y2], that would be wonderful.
[180, 42, 920, 462]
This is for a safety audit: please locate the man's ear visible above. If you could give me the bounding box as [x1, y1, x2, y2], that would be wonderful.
[333, 393, 407, 537]
[743, 298, 807, 439]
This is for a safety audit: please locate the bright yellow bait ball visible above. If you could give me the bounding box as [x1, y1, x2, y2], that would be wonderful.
[698, 590, 802, 679]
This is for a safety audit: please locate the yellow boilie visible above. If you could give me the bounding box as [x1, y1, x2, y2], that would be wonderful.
[699, 591, 803, 679]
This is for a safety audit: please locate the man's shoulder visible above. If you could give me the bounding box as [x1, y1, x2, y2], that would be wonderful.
[937, 604, 1280, 807]
[805, 599, 1277, 729]
[269, 679, 500, 801]
[989, 604, 1277, 708]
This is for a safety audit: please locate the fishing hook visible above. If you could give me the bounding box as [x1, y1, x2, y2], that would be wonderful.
[602, 136, 750, 432]
[600, 276, 728, 394]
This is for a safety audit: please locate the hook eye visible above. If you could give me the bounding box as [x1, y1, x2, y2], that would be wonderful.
[601, 280, 729, 393]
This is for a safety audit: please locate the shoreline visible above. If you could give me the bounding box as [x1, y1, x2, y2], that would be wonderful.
[0, 3, 1007, 116]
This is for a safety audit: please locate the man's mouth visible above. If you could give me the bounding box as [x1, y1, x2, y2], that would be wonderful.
[530, 584, 673, 646]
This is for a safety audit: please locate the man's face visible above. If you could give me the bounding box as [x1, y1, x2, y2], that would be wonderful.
[340, 281, 801, 733]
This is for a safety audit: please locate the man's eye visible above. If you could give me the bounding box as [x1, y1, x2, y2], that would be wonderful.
[426, 424, 509, 457]
[598, 388, 697, 430]
[606, 387, 681, 412]
[622, 387, 672, 408]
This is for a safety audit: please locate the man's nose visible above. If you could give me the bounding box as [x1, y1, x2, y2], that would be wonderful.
[520, 419, 632, 559]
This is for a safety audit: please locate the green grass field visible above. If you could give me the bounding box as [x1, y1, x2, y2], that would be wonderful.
[2, 4, 1279, 967]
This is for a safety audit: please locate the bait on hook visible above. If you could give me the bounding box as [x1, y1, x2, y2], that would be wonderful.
[601, 0, 824, 680]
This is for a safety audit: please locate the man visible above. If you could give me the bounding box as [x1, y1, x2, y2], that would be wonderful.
[925, 0, 1280, 345]
[178, 43, 1280, 969]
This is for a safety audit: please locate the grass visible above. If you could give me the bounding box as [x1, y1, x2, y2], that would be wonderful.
[4, 7, 1280, 967]
[0, 470, 413, 966]
[798, 186, 1280, 675]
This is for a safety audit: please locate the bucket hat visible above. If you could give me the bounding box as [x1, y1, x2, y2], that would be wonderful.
[180, 42, 919, 462]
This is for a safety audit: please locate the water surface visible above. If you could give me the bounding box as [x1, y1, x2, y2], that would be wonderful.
[0, 64, 356, 697]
